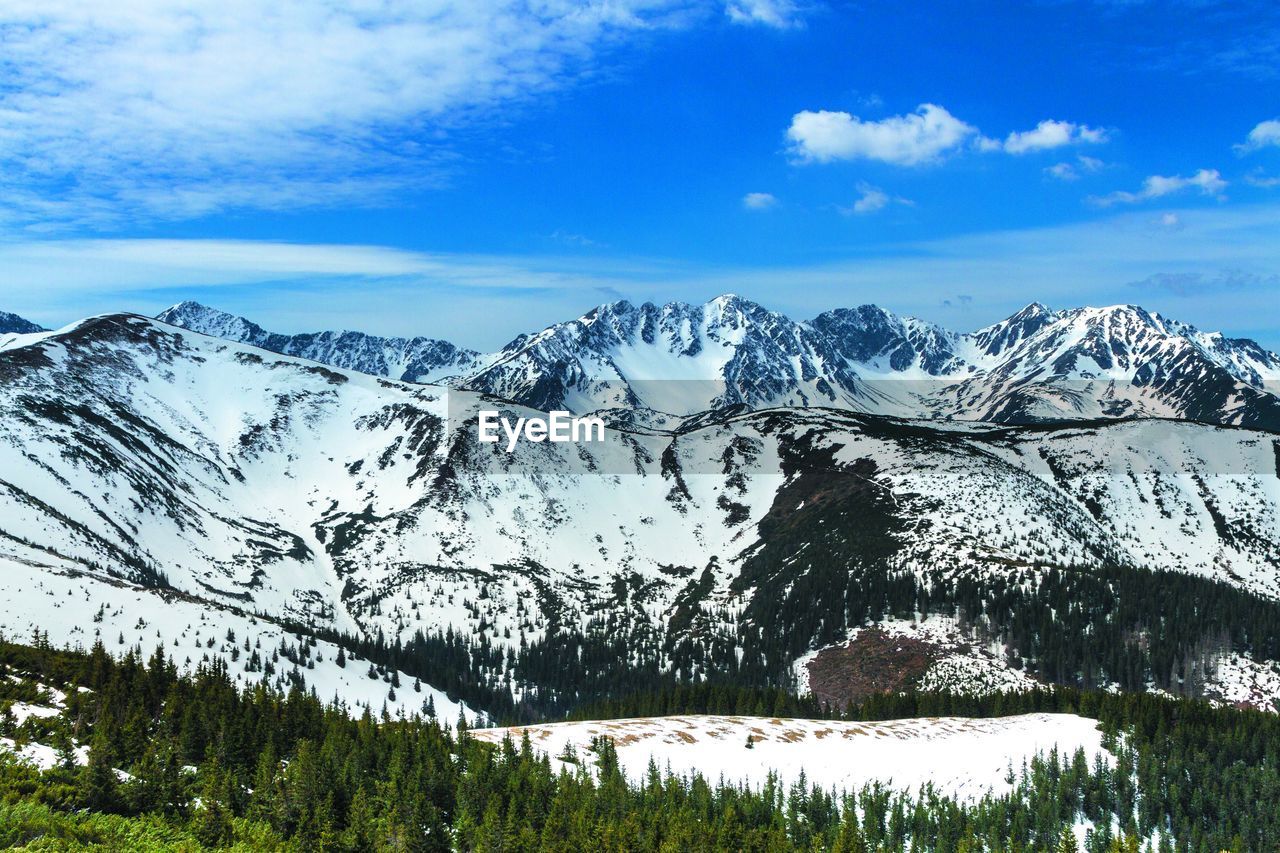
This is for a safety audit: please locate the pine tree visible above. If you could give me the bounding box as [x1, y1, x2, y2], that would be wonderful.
[81, 727, 119, 813]
[192, 760, 234, 848]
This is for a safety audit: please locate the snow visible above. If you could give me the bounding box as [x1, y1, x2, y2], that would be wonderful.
[1201, 652, 1280, 710]
[1, 312, 1278, 721]
[7, 702, 62, 726]
[471, 712, 1110, 801]
[155, 295, 1280, 435]
[0, 738, 89, 771]
[0, 559, 476, 724]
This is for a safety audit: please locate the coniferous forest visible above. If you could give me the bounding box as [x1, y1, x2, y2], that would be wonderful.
[1, 636, 1279, 851]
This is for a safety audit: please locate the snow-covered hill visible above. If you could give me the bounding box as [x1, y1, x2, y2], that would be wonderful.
[155, 296, 1280, 431]
[1, 312, 1278, 712]
[470, 712, 1110, 801]
[0, 557, 473, 723]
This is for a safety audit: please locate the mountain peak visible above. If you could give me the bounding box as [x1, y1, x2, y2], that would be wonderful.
[972, 302, 1060, 357]
[157, 301, 269, 343]
[0, 310, 46, 335]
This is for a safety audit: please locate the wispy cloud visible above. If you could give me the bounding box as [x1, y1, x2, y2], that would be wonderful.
[840, 183, 912, 215]
[725, 0, 808, 28]
[0, 1, 706, 229]
[1129, 268, 1280, 296]
[1045, 155, 1107, 181]
[742, 192, 779, 210]
[6, 203, 1280, 348]
[1245, 170, 1280, 188]
[1090, 169, 1227, 206]
[550, 230, 601, 249]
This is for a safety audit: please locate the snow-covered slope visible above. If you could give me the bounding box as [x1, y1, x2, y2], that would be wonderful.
[0, 557, 473, 722]
[1, 313, 1278, 711]
[157, 297, 1280, 431]
[471, 712, 1109, 800]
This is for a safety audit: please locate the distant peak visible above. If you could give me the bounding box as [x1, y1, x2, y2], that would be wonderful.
[158, 300, 230, 317]
[156, 302, 266, 340]
[703, 293, 771, 316]
[1014, 301, 1052, 318]
[0, 310, 47, 334]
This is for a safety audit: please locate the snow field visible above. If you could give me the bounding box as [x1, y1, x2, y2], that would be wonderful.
[471, 712, 1111, 802]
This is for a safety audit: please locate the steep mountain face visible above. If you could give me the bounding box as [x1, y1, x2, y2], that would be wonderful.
[2, 314, 1279, 712]
[156, 301, 485, 383]
[809, 304, 969, 377]
[463, 295, 877, 418]
[930, 305, 1280, 428]
[157, 296, 1280, 431]
[0, 311, 45, 335]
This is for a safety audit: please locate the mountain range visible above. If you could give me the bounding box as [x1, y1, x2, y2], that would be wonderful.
[2, 304, 1280, 715]
[157, 296, 1280, 431]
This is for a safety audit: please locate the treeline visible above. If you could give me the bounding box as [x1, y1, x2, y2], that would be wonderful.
[303, 556, 1280, 725]
[1, 637, 1279, 849]
[294, 458, 1280, 725]
[718, 459, 1280, 702]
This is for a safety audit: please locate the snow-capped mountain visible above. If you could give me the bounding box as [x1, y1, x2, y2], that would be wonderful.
[932, 303, 1280, 428]
[156, 296, 1280, 431]
[0, 310, 44, 335]
[2, 312, 1279, 712]
[462, 295, 881, 419]
[157, 300, 486, 383]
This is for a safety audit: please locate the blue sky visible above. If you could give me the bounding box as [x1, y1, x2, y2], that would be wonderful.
[1, 0, 1279, 349]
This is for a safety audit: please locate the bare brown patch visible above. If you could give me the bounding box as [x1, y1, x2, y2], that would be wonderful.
[806, 627, 941, 710]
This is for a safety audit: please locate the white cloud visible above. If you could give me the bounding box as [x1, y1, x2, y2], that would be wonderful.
[550, 229, 600, 248]
[1002, 120, 1108, 154]
[742, 192, 779, 210]
[0, 0, 698, 228]
[786, 104, 978, 165]
[840, 182, 911, 215]
[725, 0, 805, 27]
[1045, 155, 1106, 181]
[1246, 170, 1280, 188]
[1235, 119, 1280, 154]
[1046, 162, 1080, 181]
[1158, 212, 1182, 229]
[1090, 169, 1228, 206]
[850, 186, 889, 214]
[6, 203, 1280, 349]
